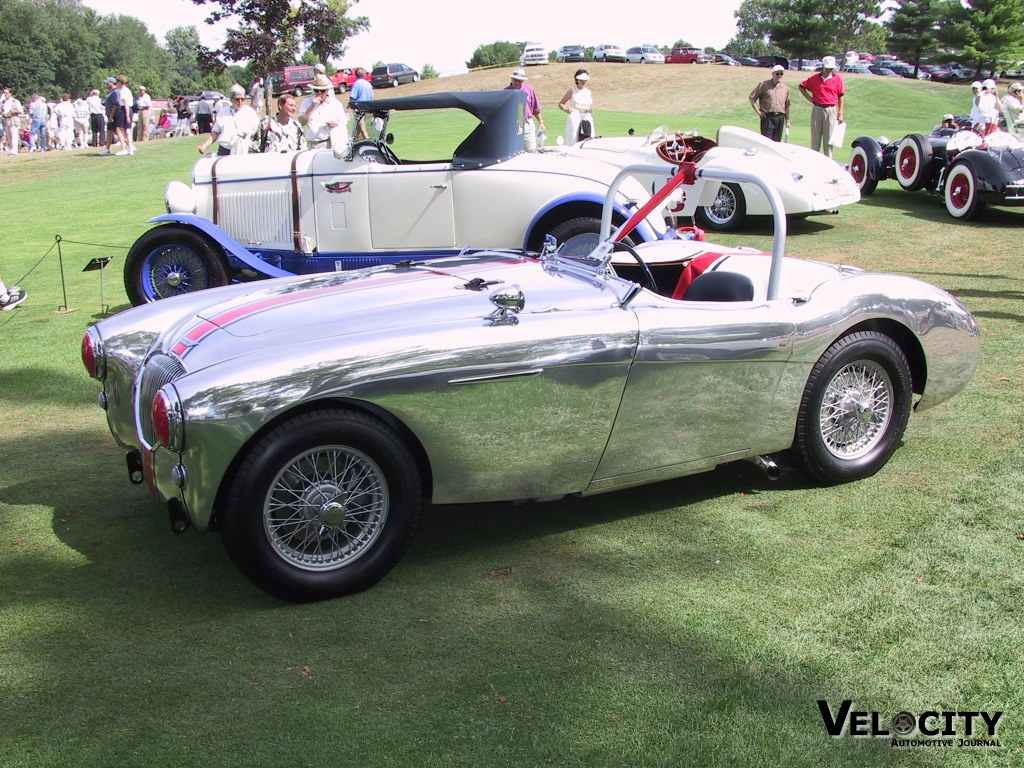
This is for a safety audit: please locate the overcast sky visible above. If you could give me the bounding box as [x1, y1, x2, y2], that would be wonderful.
[82, 0, 744, 76]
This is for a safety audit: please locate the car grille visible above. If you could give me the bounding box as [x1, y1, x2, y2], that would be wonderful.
[1004, 181, 1024, 200]
[138, 353, 185, 448]
[218, 188, 293, 248]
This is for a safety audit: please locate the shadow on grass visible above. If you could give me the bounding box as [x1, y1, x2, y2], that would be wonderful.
[0, 420, 962, 765]
[414, 459, 807, 561]
[0, 366, 98, 407]
[716, 215, 840, 237]
[858, 185, 1024, 227]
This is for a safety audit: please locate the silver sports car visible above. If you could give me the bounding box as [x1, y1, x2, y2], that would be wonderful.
[83, 172, 980, 603]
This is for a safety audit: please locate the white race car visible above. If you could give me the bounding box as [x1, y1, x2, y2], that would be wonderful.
[558, 126, 861, 231]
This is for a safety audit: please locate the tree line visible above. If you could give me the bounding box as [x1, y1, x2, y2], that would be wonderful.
[0, 0, 376, 99]
[467, 0, 1023, 77]
[728, 0, 1023, 76]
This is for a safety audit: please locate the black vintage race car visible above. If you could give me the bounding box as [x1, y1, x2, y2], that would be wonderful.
[848, 121, 1024, 220]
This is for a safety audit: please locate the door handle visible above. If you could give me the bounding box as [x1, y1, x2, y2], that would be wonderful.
[431, 184, 449, 189]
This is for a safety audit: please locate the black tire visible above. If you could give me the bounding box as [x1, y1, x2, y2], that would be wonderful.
[847, 144, 878, 195]
[788, 331, 912, 484]
[124, 225, 229, 306]
[391, 77, 399, 88]
[543, 216, 637, 257]
[943, 162, 986, 220]
[336, 82, 347, 94]
[220, 409, 423, 602]
[894, 134, 933, 191]
[695, 182, 746, 231]
[412, 74, 419, 83]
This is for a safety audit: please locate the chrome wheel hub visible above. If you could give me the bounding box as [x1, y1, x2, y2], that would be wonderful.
[819, 362, 893, 459]
[264, 446, 388, 571]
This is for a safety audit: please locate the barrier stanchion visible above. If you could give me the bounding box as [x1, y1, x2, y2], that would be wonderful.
[82, 257, 112, 315]
[55, 235, 76, 314]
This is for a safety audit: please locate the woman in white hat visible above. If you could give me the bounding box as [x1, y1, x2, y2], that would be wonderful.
[558, 69, 595, 145]
[970, 79, 1000, 134]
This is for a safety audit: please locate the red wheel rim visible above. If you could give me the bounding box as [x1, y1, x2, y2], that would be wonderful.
[948, 170, 969, 210]
[898, 145, 917, 180]
[849, 152, 866, 184]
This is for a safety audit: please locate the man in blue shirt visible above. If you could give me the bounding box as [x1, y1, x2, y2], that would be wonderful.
[348, 68, 374, 139]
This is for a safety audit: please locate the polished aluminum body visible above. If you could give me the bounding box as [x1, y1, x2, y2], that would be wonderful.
[92, 232, 979, 534]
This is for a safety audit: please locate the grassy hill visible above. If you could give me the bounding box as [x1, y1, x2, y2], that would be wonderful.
[395, 62, 981, 158]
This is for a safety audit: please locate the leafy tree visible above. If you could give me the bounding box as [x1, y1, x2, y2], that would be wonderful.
[730, 0, 882, 62]
[40, 1, 102, 97]
[421, 63, 439, 80]
[886, 0, 940, 75]
[936, 0, 1024, 75]
[303, 0, 369, 65]
[466, 41, 523, 70]
[729, 0, 777, 53]
[849, 21, 887, 55]
[164, 26, 207, 96]
[0, 0, 64, 95]
[192, 0, 369, 111]
[95, 15, 176, 97]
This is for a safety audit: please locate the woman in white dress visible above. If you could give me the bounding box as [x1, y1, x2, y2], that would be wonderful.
[558, 69, 594, 145]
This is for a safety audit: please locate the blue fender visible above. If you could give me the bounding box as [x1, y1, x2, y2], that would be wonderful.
[147, 214, 293, 278]
[522, 193, 660, 250]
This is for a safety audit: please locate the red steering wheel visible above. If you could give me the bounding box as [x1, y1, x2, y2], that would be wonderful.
[657, 133, 695, 165]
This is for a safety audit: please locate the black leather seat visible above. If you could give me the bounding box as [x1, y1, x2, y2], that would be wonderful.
[681, 271, 755, 302]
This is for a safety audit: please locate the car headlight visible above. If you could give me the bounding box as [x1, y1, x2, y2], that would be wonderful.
[152, 386, 185, 452]
[165, 181, 196, 214]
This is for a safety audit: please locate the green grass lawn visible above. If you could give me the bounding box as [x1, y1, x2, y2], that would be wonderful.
[1, 73, 1022, 767]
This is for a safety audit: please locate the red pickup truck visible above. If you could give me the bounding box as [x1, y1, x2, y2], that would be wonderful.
[330, 67, 371, 94]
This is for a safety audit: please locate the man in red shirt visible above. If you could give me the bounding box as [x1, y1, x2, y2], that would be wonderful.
[798, 56, 845, 159]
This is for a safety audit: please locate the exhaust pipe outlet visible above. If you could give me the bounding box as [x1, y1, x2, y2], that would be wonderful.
[167, 500, 191, 534]
[747, 455, 780, 481]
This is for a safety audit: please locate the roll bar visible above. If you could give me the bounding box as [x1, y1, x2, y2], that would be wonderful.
[599, 163, 788, 301]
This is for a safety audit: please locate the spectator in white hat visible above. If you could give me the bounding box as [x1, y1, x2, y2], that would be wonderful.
[298, 73, 347, 149]
[505, 67, 545, 151]
[798, 55, 845, 158]
[970, 79, 999, 134]
[1002, 82, 1023, 137]
[749, 64, 791, 141]
[198, 83, 259, 155]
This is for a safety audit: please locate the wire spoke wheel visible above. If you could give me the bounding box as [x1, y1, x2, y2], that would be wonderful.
[147, 244, 214, 298]
[789, 331, 912, 484]
[264, 446, 389, 571]
[818, 360, 893, 460]
[696, 182, 745, 231]
[221, 409, 421, 601]
[125, 225, 228, 305]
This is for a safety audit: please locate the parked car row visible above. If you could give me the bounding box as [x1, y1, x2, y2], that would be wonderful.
[269, 64, 403, 96]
